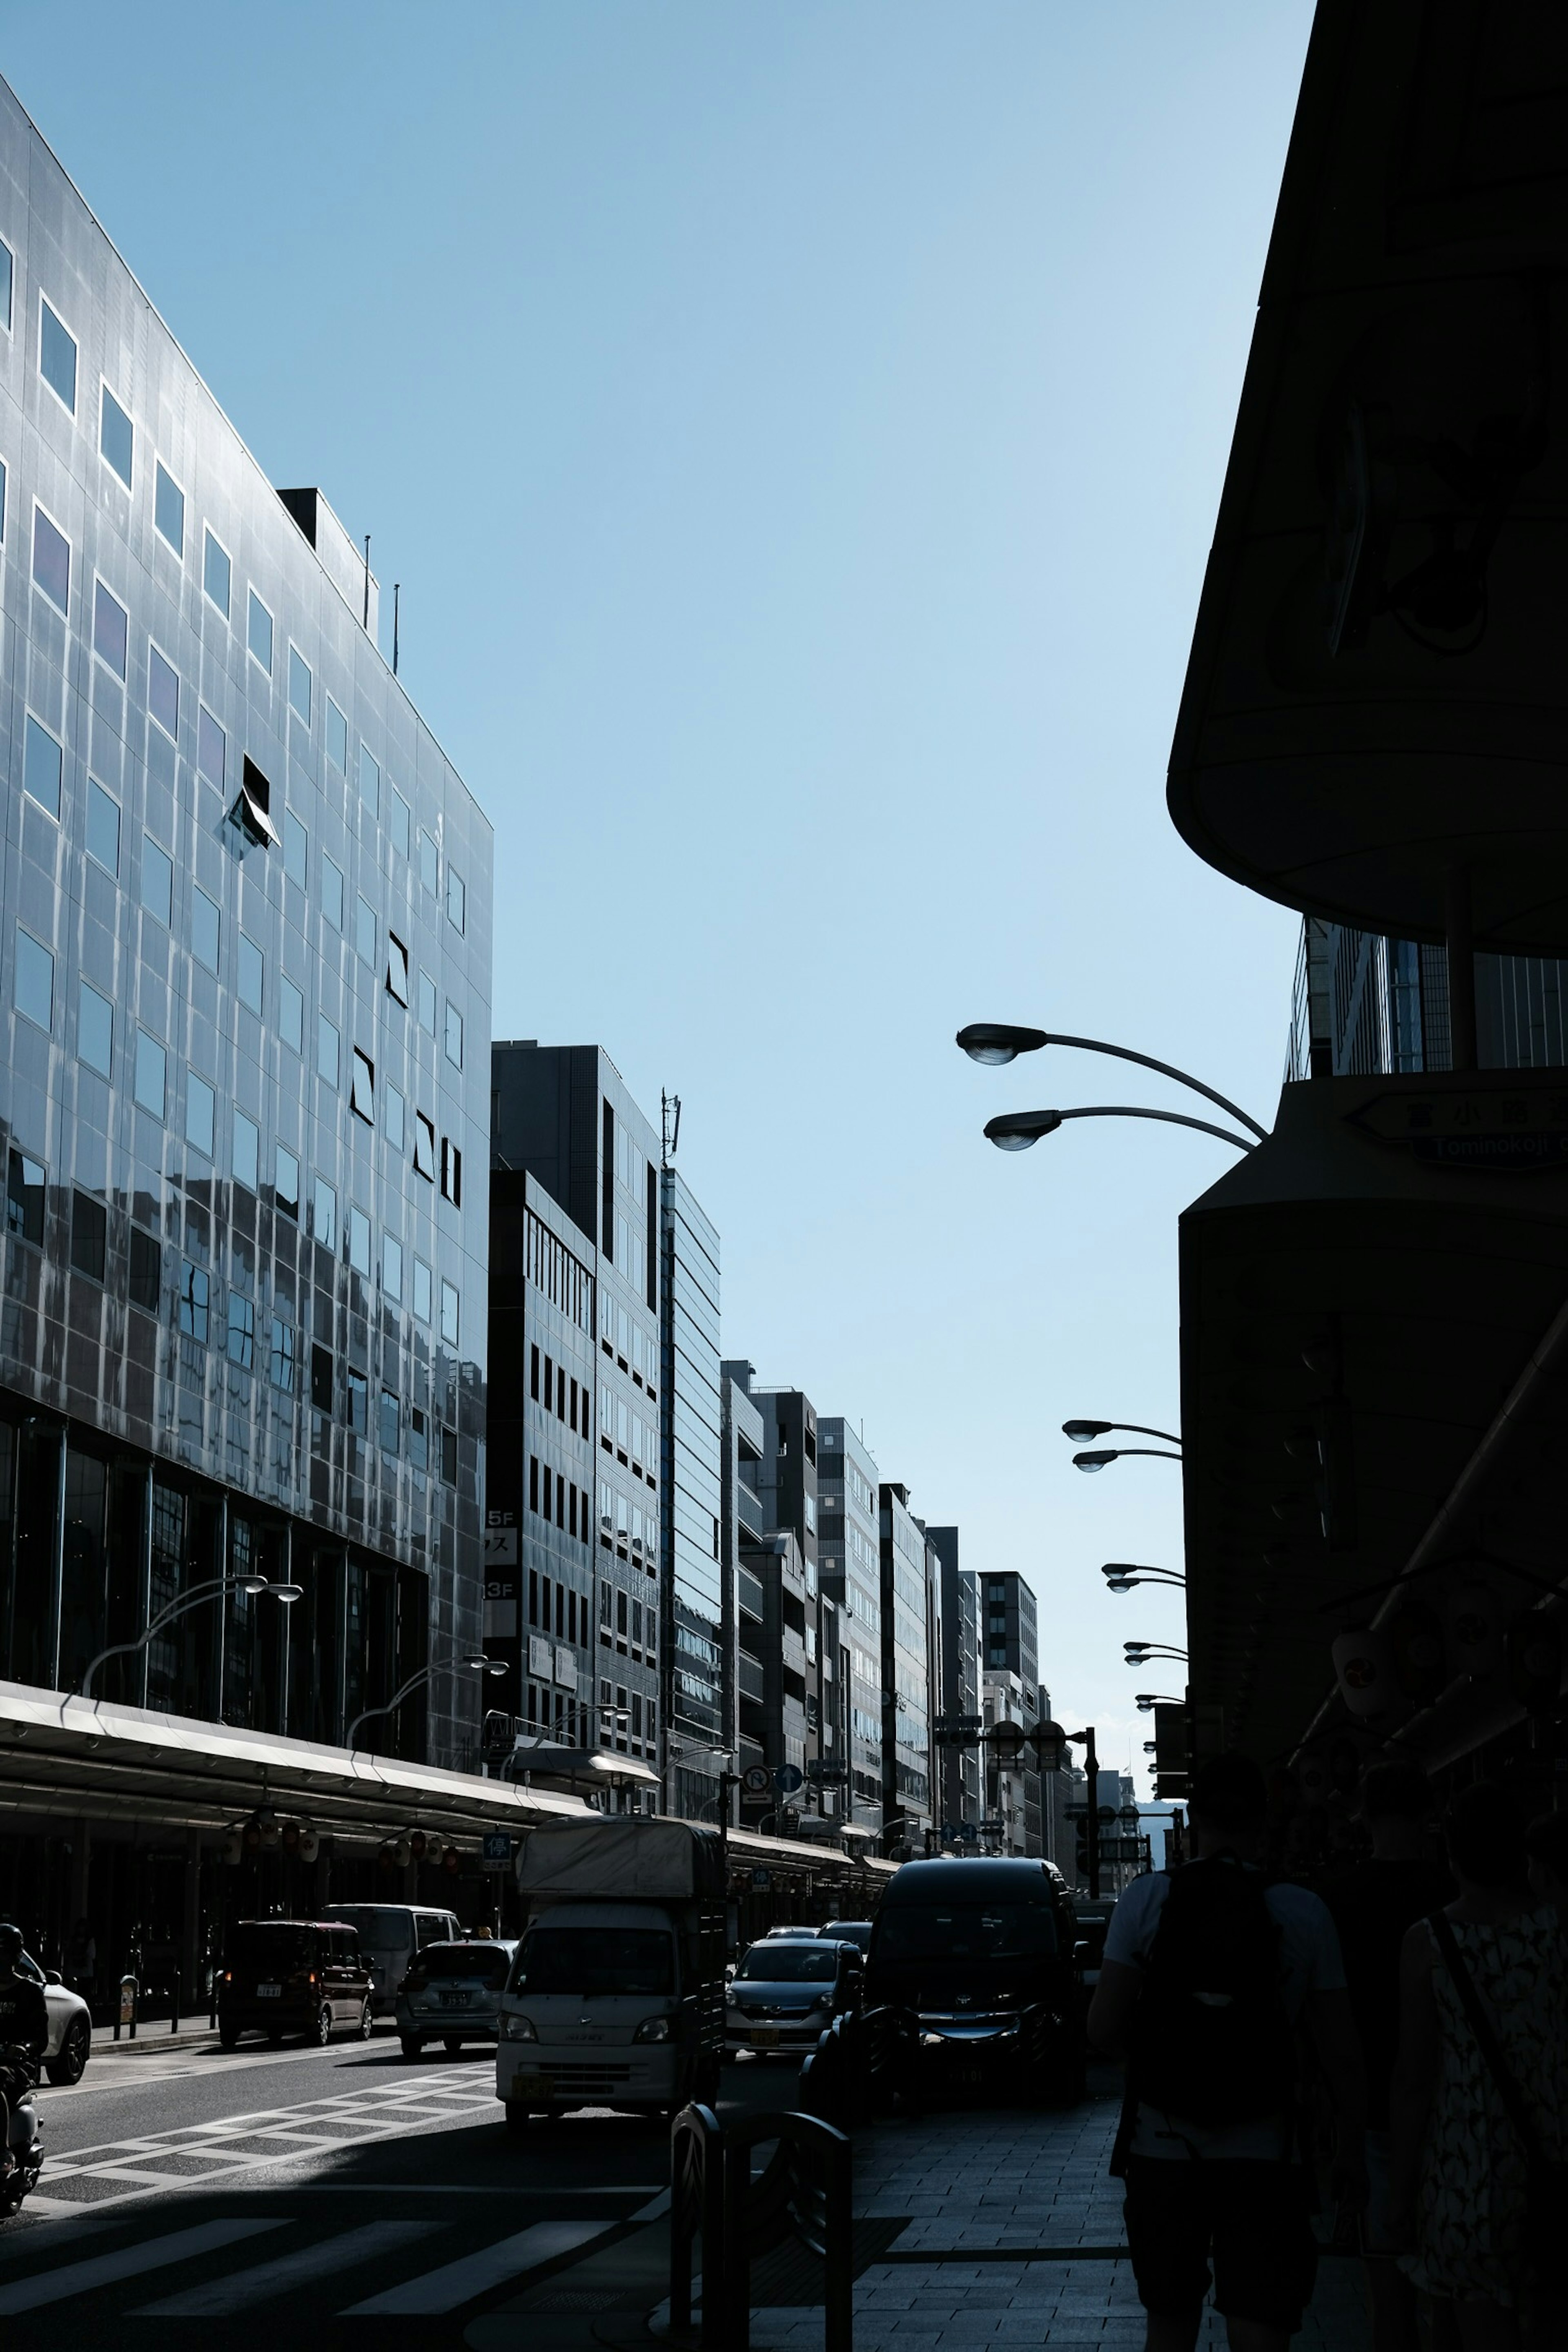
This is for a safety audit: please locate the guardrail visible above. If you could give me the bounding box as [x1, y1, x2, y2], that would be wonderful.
[798, 2005, 914, 2130]
[670, 2100, 853, 2351]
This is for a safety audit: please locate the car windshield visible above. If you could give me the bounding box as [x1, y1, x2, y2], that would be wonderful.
[512, 1928, 674, 1997]
[876, 1903, 1057, 1961]
[737, 1946, 839, 1983]
[412, 1944, 511, 1987]
[227, 1924, 315, 1969]
[324, 1907, 409, 1949]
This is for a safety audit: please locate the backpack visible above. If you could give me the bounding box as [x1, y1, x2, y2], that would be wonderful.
[1127, 1856, 1297, 2127]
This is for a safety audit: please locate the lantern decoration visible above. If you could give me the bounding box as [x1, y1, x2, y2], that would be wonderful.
[392, 1838, 412, 1869]
[298, 1828, 320, 1864]
[1332, 1627, 1391, 1718]
[221, 1829, 243, 1865]
[441, 1845, 461, 1874]
[281, 1820, 301, 1855]
[242, 1818, 263, 1852]
[409, 1831, 428, 1861]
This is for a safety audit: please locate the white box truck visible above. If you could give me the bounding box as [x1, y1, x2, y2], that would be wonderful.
[497, 1817, 727, 2131]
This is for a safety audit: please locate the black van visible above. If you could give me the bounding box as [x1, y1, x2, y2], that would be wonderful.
[864, 1858, 1085, 2103]
[218, 1920, 374, 2049]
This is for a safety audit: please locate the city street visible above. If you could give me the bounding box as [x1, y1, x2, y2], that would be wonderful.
[0, 2040, 1372, 2348]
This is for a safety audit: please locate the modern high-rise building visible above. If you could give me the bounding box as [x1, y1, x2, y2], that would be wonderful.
[659, 1167, 725, 1821]
[981, 1570, 1038, 1687]
[879, 1482, 934, 1852]
[818, 1417, 884, 1832]
[927, 1528, 982, 1836]
[0, 81, 492, 1764]
[1288, 913, 1568, 1079]
[721, 1362, 767, 1797]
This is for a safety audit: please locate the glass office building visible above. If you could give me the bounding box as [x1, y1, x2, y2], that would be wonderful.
[0, 81, 492, 1764]
[659, 1168, 725, 1820]
[818, 1416, 884, 1829]
[879, 1481, 933, 1850]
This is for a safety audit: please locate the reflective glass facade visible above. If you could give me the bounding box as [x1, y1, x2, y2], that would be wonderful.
[879, 1481, 933, 1844]
[659, 1169, 724, 1818]
[818, 1415, 883, 1826]
[0, 83, 491, 1762]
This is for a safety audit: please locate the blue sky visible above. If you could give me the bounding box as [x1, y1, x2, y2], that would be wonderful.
[8, 2, 1314, 1791]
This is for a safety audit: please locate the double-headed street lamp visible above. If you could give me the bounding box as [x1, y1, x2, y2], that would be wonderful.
[957, 1024, 1265, 1158]
[1062, 1418, 1182, 1474]
[1135, 1692, 1181, 1713]
[1101, 1563, 1187, 1594]
[81, 1574, 302, 1701]
[1124, 1642, 1188, 1668]
[347, 1652, 506, 1751]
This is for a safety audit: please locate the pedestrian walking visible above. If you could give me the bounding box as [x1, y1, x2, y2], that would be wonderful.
[1388, 1783, 1566, 2351]
[1322, 1760, 1454, 2352]
[0, 1924, 47, 2188]
[1088, 1753, 1365, 2352]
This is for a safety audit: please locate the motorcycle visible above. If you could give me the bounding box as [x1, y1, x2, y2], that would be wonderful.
[0, 2049, 43, 2215]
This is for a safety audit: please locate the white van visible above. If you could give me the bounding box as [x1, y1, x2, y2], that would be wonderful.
[322, 1904, 461, 2016]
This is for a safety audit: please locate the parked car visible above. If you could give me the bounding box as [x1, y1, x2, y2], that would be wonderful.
[864, 1858, 1085, 2104]
[725, 1936, 864, 2059]
[15, 1950, 91, 2084]
[320, 1903, 461, 2015]
[817, 1920, 873, 1955]
[218, 1920, 374, 2049]
[396, 1939, 518, 2060]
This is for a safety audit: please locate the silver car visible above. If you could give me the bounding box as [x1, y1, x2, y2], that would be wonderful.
[15, 1951, 91, 2085]
[725, 1938, 864, 2059]
[396, 1939, 518, 2060]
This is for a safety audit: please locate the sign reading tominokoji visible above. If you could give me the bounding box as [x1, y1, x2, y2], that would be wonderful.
[1352, 1089, 1568, 1170]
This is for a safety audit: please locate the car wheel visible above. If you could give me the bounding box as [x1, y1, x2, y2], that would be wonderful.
[45, 2014, 91, 2086]
[357, 2000, 374, 2040]
[218, 2023, 239, 2051]
[399, 2036, 424, 2062]
[313, 2002, 333, 2048]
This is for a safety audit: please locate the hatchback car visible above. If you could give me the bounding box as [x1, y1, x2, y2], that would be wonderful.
[14, 1950, 91, 2084]
[396, 1938, 518, 2060]
[218, 1920, 374, 2049]
[725, 1938, 864, 2058]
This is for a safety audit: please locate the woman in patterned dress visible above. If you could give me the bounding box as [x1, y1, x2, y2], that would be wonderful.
[1387, 1784, 1566, 2351]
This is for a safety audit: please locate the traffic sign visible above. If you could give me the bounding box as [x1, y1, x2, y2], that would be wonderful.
[481, 1832, 512, 1872]
[751, 1868, 771, 1891]
[775, 1764, 804, 1795]
[742, 1765, 772, 1796]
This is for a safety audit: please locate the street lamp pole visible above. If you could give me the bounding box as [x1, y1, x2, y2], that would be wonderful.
[80, 1575, 301, 1700]
[956, 1024, 1268, 1140]
[984, 1105, 1257, 1155]
[1072, 1727, 1100, 1899]
[347, 1651, 505, 1751]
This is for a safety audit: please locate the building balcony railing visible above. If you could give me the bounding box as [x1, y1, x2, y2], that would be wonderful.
[736, 1479, 765, 1538]
[737, 1566, 765, 1623]
[737, 1653, 766, 1704]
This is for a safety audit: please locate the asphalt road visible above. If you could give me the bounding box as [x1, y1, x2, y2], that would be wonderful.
[0, 2025, 792, 2346]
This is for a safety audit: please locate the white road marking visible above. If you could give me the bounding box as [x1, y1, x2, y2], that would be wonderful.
[0, 2216, 285, 2314]
[340, 2218, 611, 2313]
[50, 2035, 420, 2099]
[133, 2218, 443, 2315]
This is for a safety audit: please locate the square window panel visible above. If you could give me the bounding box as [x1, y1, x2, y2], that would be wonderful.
[414, 1113, 435, 1181]
[14, 927, 53, 1031]
[413, 1257, 432, 1322]
[444, 1002, 463, 1069]
[326, 697, 347, 771]
[447, 867, 466, 934]
[275, 1144, 300, 1220]
[237, 933, 263, 1015]
[360, 743, 379, 818]
[93, 579, 127, 677]
[351, 1046, 374, 1123]
[203, 528, 231, 617]
[418, 829, 438, 895]
[348, 1205, 371, 1276]
[383, 1233, 403, 1301]
[385, 933, 409, 1006]
[129, 1227, 160, 1315]
[22, 716, 62, 819]
[186, 1071, 215, 1158]
[100, 385, 133, 487]
[0, 458, 7, 543]
[7, 1151, 44, 1245]
[31, 504, 69, 612]
[197, 705, 225, 789]
[149, 643, 180, 738]
[155, 462, 184, 555]
[313, 1176, 337, 1252]
[279, 974, 304, 1054]
[384, 1083, 405, 1150]
[79, 980, 112, 1076]
[247, 588, 272, 672]
[192, 886, 220, 975]
[355, 895, 375, 965]
[270, 1316, 295, 1392]
[134, 1029, 166, 1119]
[288, 646, 311, 726]
[418, 972, 437, 1034]
[39, 299, 76, 412]
[283, 808, 307, 889]
[321, 853, 344, 931]
[440, 1280, 460, 1348]
[390, 791, 410, 859]
[87, 780, 120, 875]
[141, 836, 174, 927]
[318, 1013, 340, 1088]
[234, 1108, 259, 1192]
[0, 241, 11, 334]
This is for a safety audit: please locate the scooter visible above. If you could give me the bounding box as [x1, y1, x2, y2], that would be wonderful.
[0, 2052, 43, 2216]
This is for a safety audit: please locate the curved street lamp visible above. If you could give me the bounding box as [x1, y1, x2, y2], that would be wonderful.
[1101, 1563, 1187, 1592]
[347, 1652, 506, 1751]
[1124, 1642, 1189, 1666]
[81, 1575, 303, 1700]
[1135, 1692, 1182, 1713]
[1073, 1445, 1183, 1473]
[1064, 1420, 1181, 1448]
[984, 1105, 1257, 1155]
[956, 1025, 1268, 1141]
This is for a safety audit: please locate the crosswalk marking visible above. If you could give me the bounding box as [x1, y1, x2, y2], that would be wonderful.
[340, 2219, 612, 2314]
[133, 2218, 443, 2316]
[0, 2217, 285, 2315]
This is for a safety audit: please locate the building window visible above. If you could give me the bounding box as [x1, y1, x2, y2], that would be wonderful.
[93, 580, 128, 677]
[418, 829, 438, 895]
[321, 853, 344, 931]
[129, 1226, 160, 1314]
[179, 1261, 209, 1345]
[14, 927, 53, 1033]
[414, 1113, 436, 1182]
[351, 1047, 374, 1124]
[318, 1014, 340, 1089]
[444, 1003, 463, 1069]
[383, 1233, 403, 1301]
[192, 886, 220, 975]
[275, 1145, 300, 1221]
[447, 867, 466, 933]
[413, 1257, 432, 1322]
[530, 1456, 539, 1514]
[390, 790, 410, 859]
[234, 1109, 259, 1193]
[227, 1293, 255, 1370]
[326, 697, 347, 772]
[186, 1071, 215, 1158]
[440, 1279, 460, 1348]
[288, 645, 312, 726]
[154, 461, 185, 556]
[310, 1344, 333, 1413]
[418, 972, 437, 1035]
[409, 1407, 428, 1474]
[6, 1151, 44, 1245]
[78, 980, 112, 1078]
[355, 895, 375, 966]
[203, 527, 231, 618]
[39, 298, 76, 413]
[385, 933, 409, 1006]
[140, 835, 174, 926]
[360, 743, 379, 819]
[379, 1388, 400, 1456]
[69, 1191, 106, 1281]
[441, 1427, 458, 1485]
[197, 704, 225, 789]
[270, 1317, 295, 1392]
[440, 1137, 462, 1207]
[82, 782, 119, 880]
[283, 809, 307, 890]
[22, 716, 62, 819]
[385, 1084, 405, 1150]
[0, 239, 11, 333]
[30, 505, 69, 613]
[99, 384, 134, 486]
[149, 643, 179, 738]
[237, 934, 264, 1016]
[347, 1367, 368, 1434]
[247, 588, 273, 673]
[313, 1177, 337, 1252]
[348, 1206, 371, 1277]
[134, 1030, 167, 1119]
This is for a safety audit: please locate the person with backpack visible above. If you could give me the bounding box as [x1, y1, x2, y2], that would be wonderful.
[1088, 1753, 1366, 2352]
[1387, 1783, 1566, 2351]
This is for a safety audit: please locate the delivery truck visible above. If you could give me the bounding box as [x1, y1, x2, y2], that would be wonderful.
[496, 1816, 727, 2129]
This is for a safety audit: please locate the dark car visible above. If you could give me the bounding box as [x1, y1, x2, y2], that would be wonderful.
[817, 1920, 873, 1954]
[725, 1937, 864, 2058]
[218, 1920, 374, 2049]
[1070, 1898, 1118, 2019]
[864, 1858, 1085, 2104]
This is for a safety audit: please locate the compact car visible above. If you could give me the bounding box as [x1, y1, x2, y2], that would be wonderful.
[14, 1951, 91, 2084]
[725, 1936, 864, 2058]
[218, 1920, 374, 2048]
[396, 1938, 518, 2059]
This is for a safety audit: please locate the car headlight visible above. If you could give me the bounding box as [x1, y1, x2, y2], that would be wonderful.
[503, 2013, 537, 2042]
[724, 1991, 739, 2007]
[633, 2016, 673, 2044]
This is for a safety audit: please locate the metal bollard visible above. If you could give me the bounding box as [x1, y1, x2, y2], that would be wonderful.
[170, 1967, 180, 2035]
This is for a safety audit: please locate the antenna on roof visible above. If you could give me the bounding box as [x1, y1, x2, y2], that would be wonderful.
[363, 535, 371, 630]
[661, 1090, 682, 1167]
[393, 584, 401, 676]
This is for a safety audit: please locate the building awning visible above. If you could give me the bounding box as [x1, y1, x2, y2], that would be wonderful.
[505, 1743, 662, 1793]
[0, 1681, 596, 1846]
